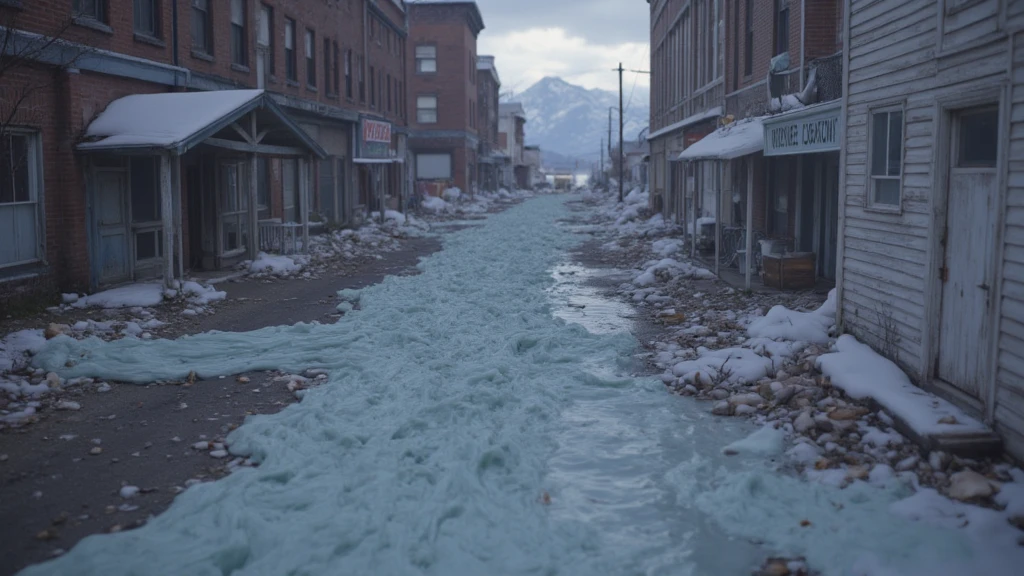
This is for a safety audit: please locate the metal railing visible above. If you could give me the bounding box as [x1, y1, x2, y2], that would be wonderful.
[258, 219, 303, 255]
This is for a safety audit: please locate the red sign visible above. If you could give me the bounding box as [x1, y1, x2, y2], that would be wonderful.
[362, 120, 392, 143]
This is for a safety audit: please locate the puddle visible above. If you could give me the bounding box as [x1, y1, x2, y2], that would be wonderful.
[548, 262, 637, 335]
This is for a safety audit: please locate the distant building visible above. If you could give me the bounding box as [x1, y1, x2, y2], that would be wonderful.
[406, 0, 485, 197]
[476, 55, 505, 192]
[523, 145, 542, 189]
[498, 102, 527, 189]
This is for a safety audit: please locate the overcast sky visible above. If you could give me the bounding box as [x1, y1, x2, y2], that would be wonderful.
[473, 0, 651, 96]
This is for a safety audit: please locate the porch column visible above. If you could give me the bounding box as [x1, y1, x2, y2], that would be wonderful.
[691, 161, 699, 259]
[681, 161, 688, 241]
[300, 156, 310, 253]
[714, 160, 721, 278]
[160, 152, 175, 289]
[248, 152, 258, 259]
[745, 157, 754, 290]
[172, 154, 184, 282]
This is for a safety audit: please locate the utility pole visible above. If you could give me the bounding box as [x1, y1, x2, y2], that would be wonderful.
[616, 62, 624, 203]
[600, 137, 604, 177]
[607, 109, 612, 169]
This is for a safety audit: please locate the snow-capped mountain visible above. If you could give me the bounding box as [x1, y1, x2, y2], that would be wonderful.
[508, 76, 649, 164]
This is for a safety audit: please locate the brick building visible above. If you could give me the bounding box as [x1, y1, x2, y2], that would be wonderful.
[405, 0, 483, 197]
[498, 102, 527, 190]
[475, 54, 503, 192]
[648, 0, 843, 289]
[0, 0, 409, 310]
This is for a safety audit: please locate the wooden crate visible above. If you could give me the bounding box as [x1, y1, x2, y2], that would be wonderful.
[763, 253, 816, 290]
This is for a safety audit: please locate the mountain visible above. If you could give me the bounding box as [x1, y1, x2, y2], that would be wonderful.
[507, 77, 649, 165]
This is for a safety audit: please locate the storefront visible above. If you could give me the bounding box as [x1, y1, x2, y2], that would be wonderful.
[763, 101, 842, 282]
[355, 116, 405, 220]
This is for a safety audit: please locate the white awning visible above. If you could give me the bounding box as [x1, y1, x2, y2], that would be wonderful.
[353, 157, 405, 164]
[676, 116, 766, 161]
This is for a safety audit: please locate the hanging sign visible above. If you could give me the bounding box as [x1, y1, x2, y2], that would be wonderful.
[763, 103, 842, 156]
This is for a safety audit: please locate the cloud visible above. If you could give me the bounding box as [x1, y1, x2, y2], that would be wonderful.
[475, 0, 649, 47]
[478, 27, 650, 94]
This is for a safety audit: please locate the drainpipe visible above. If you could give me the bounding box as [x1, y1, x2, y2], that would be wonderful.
[171, 0, 179, 68]
[799, 0, 806, 89]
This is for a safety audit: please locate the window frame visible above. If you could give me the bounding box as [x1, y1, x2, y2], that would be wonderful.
[0, 129, 44, 269]
[866, 104, 906, 211]
[74, 0, 106, 23]
[219, 160, 250, 256]
[369, 65, 376, 107]
[191, 0, 212, 55]
[258, 4, 274, 75]
[744, 0, 753, 76]
[417, 95, 438, 124]
[415, 44, 437, 74]
[345, 49, 353, 99]
[230, 0, 247, 66]
[133, 0, 161, 39]
[323, 38, 332, 95]
[774, 0, 790, 57]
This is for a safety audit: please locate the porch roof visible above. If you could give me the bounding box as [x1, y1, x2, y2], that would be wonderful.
[676, 116, 766, 161]
[78, 89, 327, 158]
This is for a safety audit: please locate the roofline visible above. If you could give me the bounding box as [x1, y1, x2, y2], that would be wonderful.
[409, 1, 484, 35]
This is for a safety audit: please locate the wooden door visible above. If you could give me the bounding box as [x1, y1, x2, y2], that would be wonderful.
[937, 107, 1000, 397]
[94, 170, 130, 285]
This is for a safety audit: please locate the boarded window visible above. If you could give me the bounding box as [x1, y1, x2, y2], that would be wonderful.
[416, 154, 451, 179]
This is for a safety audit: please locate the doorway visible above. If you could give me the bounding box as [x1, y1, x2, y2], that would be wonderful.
[94, 169, 130, 285]
[936, 106, 1000, 398]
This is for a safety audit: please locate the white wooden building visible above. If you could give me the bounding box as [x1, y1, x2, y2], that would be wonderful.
[837, 0, 1024, 458]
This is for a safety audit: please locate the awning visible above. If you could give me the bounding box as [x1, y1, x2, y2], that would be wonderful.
[79, 89, 326, 158]
[353, 157, 404, 164]
[676, 116, 766, 161]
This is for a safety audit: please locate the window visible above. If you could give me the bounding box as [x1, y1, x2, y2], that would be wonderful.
[957, 108, 998, 168]
[191, 0, 212, 54]
[745, 0, 753, 76]
[369, 65, 376, 106]
[305, 29, 316, 87]
[134, 0, 160, 38]
[869, 109, 904, 207]
[257, 157, 270, 220]
[358, 55, 365, 102]
[230, 0, 247, 66]
[386, 74, 392, 112]
[416, 153, 451, 179]
[129, 157, 162, 262]
[332, 41, 340, 96]
[417, 95, 437, 123]
[323, 38, 332, 94]
[0, 132, 41, 268]
[775, 0, 789, 56]
[258, 5, 274, 74]
[345, 50, 353, 98]
[282, 159, 299, 223]
[284, 18, 297, 81]
[74, 0, 106, 22]
[416, 45, 436, 73]
[220, 162, 250, 254]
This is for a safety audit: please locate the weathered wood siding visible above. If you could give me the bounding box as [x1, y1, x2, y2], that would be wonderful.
[842, 0, 1024, 458]
[996, 29, 1024, 460]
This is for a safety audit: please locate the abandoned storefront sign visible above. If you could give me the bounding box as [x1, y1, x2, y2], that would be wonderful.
[763, 104, 842, 156]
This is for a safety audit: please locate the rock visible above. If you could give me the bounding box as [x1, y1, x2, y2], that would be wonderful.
[829, 407, 865, 421]
[816, 397, 837, 409]
[947, 469, 999, 501]
[236, 376, 251, 384]
[770, 381, 784, 394]
[89, 447, 103, 456]
[711, 401, 732, 416]
[774, 385, 799, 405]
[729, 393, 765, 407]
[44, 323, 65, 339]
[847, 465, 870, 480]
[895, 455, 920, 472]
[45, 372, 61, 389]
[793, 411, 815, 434]
[758, 559, 791, 576]
[681, 384, 698, 396]
[775, 371, 790, 382]
[55, 401, 81, 411]
[191, 441, 209, 451]
[937, 415, 958, 425]
[709, 388, 730, 401]
[813, 413, 834, 432]
[119, 486, 139, 498]
[209, 449, 229, 459]
[758, 382, 775, 400]
[734, 404, 757, 416]
[928, 451, 949, 472]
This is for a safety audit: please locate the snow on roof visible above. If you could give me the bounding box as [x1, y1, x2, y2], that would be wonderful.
[677, 116, 765, 161]
[647, 107, 723, 141]
[81, 90, 265, 152]
[499, 102, 526, 119]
